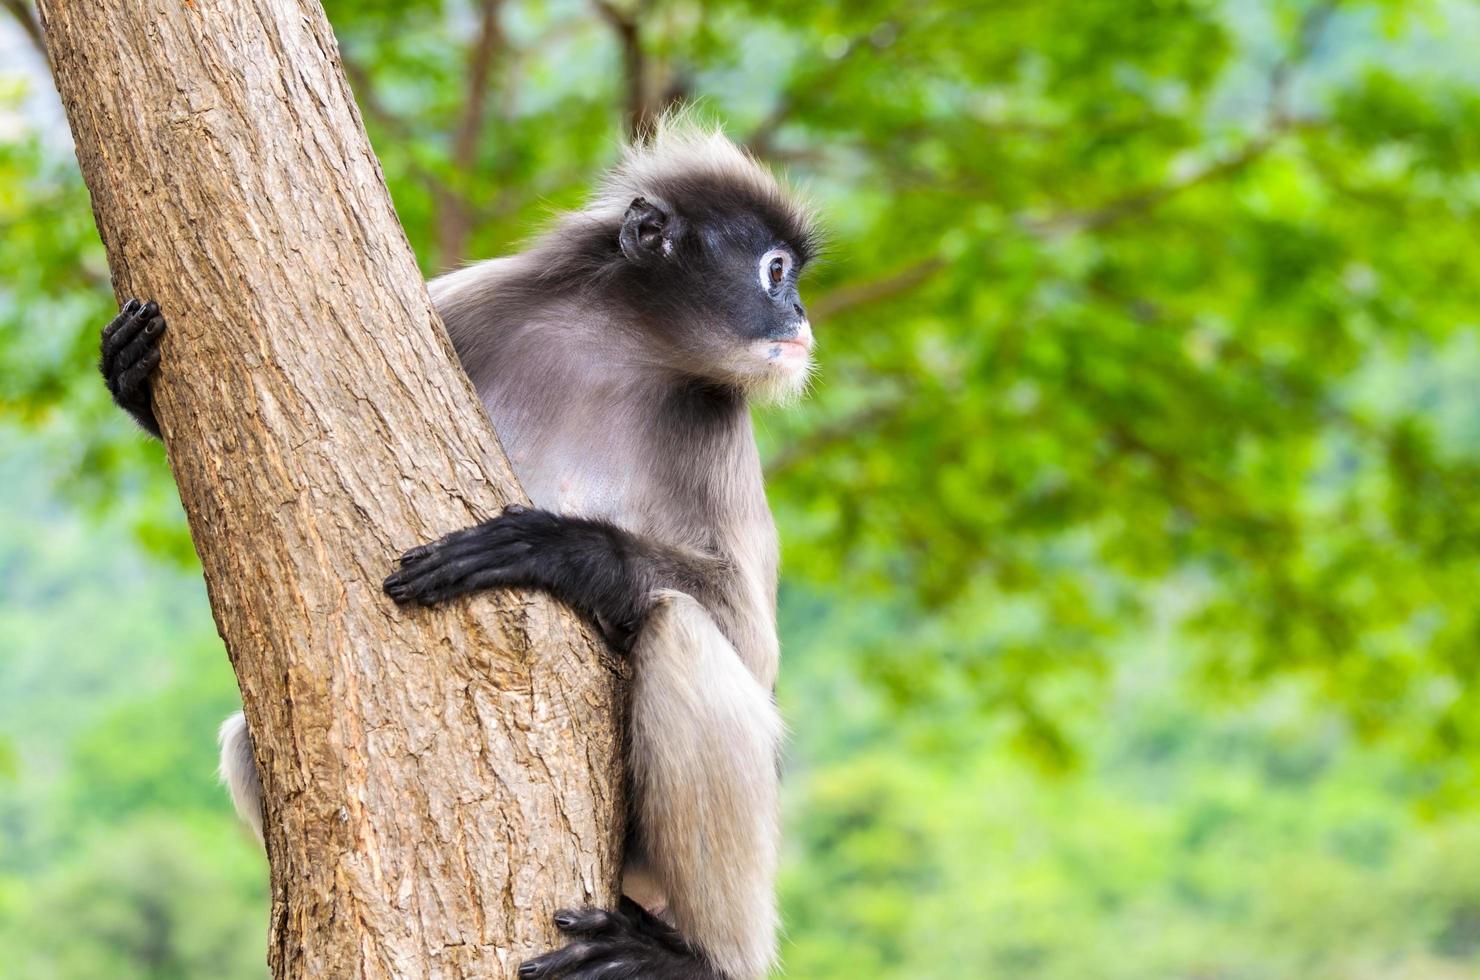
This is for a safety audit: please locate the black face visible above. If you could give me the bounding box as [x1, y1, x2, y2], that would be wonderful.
[615, 188, 816, 397]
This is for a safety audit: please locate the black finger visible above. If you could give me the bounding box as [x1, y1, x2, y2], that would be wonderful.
[393, 548, 446, 577]
[519, 942, 601, 979]
[402, 553, 490, 590]
[117, 348, 162, 407]
[398, 542, 438, 565]
[553, 909, 621, 938]
[384, 576, 417, 604]
[385, 552, 514, 603]
[396, 526, 535, 573]
[397, 524, 491, 566]
[137, 347, 162, 386]
[385, 564, 442, 603]
[102, 298, 141, 339]
[440, 519, 519, 549]
[113, 319, 165, 377]
[406, 564, 530, 607]
[565, 963, 638, 980]
[101, 304, 154, 375]
[385, 527, 541, 603]
[406, 555, 521, 604]
[417, 536, 534, 572]
[115, 355, 159, 406]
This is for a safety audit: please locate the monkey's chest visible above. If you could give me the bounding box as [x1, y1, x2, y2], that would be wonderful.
[511, 441, 642, 528]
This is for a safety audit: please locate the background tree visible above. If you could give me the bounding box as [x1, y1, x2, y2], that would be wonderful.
[3, 0, 1480, 976]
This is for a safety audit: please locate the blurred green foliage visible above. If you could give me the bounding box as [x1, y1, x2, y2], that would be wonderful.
[2, 0, 1479, 976]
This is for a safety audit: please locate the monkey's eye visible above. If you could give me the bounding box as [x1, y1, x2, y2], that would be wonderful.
[759, 249, 792, 291]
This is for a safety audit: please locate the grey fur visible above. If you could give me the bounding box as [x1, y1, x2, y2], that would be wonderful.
[218, 711, 263, 846]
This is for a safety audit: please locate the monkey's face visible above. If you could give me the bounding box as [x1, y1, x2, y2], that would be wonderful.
[677, 230, 814, 404]
[728, 241, 814, 403]
[618, 194, 816, 403]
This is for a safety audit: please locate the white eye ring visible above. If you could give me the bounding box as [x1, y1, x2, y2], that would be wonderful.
[759, 248, 792, 291]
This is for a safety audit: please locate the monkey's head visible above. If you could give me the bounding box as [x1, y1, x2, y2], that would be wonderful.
[596, 118, 822, 403]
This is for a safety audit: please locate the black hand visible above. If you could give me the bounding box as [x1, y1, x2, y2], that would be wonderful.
[383, 505, 673, 649]
[383, 503, 552, 607]
[519, 901, 723, 980]
[100, 298, 166, 437]
[384, 505, 721, 651]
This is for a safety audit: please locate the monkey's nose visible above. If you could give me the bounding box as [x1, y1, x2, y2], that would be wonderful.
[792, 303, 805, 318]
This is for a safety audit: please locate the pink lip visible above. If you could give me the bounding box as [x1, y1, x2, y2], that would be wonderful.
[763, 339, 811, 364]
[756, 322, 814, 364]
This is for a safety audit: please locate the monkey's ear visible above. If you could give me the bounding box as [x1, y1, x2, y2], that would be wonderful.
[619, 196, 683, 263]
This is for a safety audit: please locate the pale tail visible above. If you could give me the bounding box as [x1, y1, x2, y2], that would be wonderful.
[217, 711, 264, 846]
[629, 590, 784, 980]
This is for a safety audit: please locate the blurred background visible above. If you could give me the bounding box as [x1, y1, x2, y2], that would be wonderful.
[3, 0, 1479, 976]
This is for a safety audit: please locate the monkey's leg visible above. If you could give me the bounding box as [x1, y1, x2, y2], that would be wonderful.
[522, 590, 782, 980]
[100, 298, 167, 436]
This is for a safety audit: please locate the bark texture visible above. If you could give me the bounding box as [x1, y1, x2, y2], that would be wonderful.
[37, 1, 625, 977]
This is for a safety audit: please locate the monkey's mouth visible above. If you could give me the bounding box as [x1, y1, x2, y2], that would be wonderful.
[756, 322, 813, 370]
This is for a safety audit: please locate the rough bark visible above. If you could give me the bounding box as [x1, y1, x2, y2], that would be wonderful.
[37, 1, 625, 977]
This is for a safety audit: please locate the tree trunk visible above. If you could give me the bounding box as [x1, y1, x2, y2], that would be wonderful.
[36, 1, 626, 977]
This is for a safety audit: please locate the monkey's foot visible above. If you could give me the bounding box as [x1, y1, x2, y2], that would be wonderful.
[101, 298, 166, 436]
[519, 900, 722, 980]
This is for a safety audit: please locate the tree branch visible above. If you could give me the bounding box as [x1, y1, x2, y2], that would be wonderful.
[767, 0, 1339, 302]
[1024, 2, 1335, 238]
[1267, 0, 1338, 123]
[1018, 130, 1292, 236]
[438, 0, 508, 265]
[591, 0, 651, 139]
[1, 0, 44, 54]
[810, 257, 946, 321]
[341, 51, 445, 193]
[746, 20, 898, 160]
[808, 114, 1318, 326]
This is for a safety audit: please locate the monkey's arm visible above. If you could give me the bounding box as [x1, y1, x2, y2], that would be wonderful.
[383, 505, 721, 650]
[100, 299, 167, 437]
